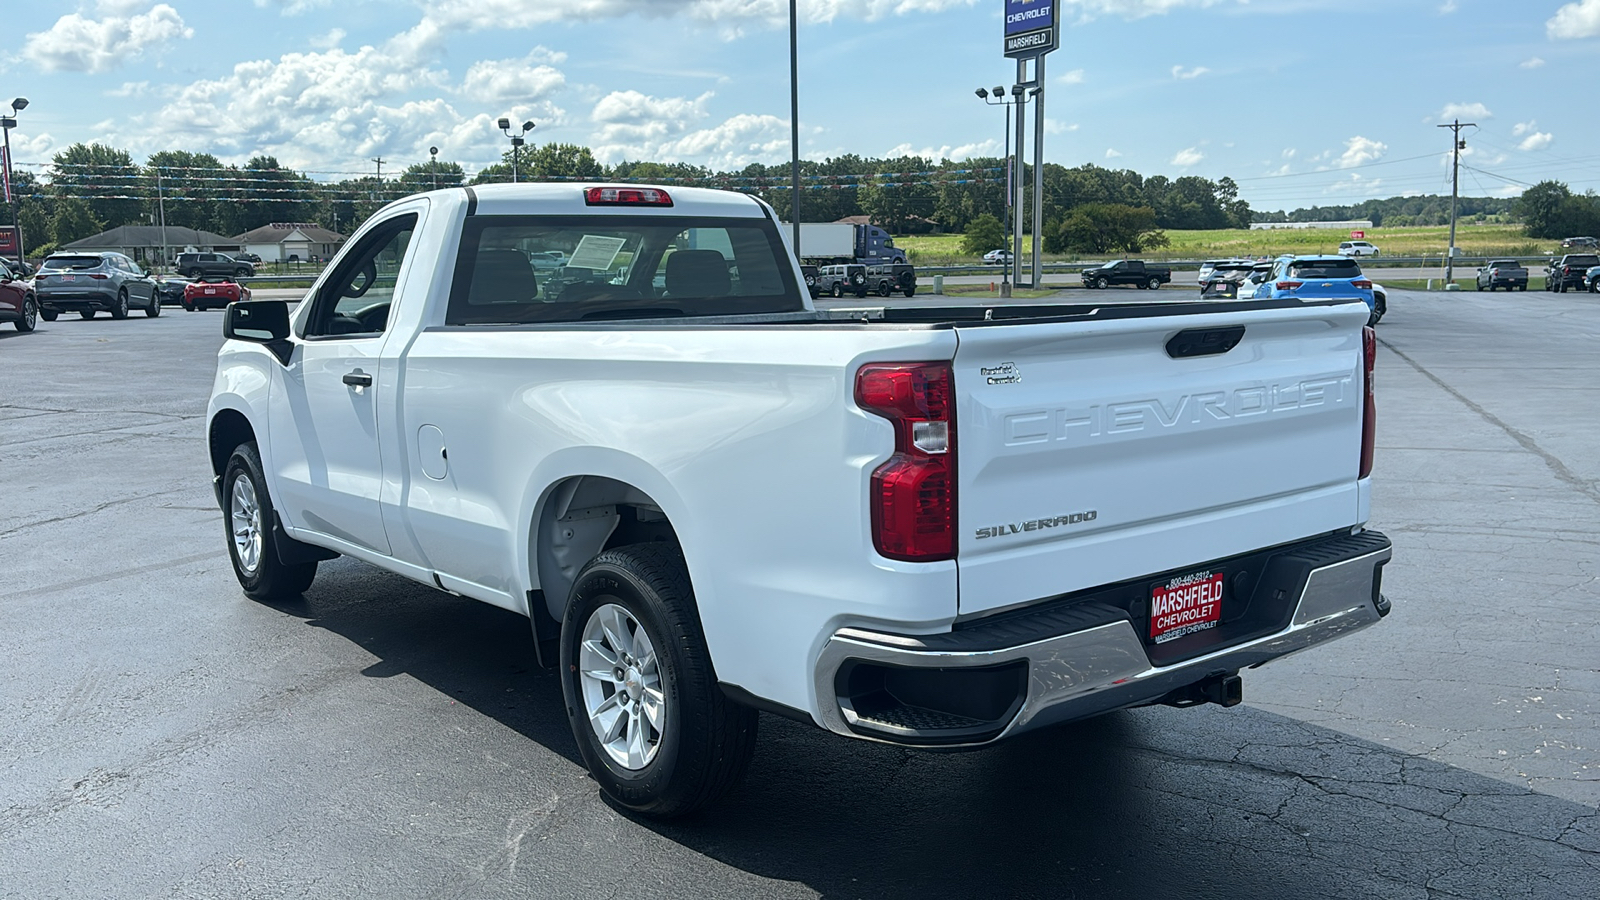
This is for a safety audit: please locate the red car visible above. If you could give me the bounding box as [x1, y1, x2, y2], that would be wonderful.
[182, 277, 251, 311]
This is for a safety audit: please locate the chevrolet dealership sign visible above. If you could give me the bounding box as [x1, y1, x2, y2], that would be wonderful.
[1004, 0, 1058, 58]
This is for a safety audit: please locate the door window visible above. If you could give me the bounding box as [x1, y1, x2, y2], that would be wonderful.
[304, 214, 418, 338]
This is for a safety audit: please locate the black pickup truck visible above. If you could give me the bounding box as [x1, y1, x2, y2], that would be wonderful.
[1081, 259, 1173, 290]
[1546, 254, 1600, 293]
[1475, 260, 1528, 292]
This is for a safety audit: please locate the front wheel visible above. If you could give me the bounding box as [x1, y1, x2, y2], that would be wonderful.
[222, 442, 318, 601]
[145, 294, 161, 317]
[831, 283, 843, 298]
[1095, 277, 1109, 290]
[111, 290, 130, 319]
[561, 544, 758, 819]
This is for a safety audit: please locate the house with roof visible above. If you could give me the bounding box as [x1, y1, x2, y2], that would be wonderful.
[61, 225, 240, 266]
[234, 223, 347, 263]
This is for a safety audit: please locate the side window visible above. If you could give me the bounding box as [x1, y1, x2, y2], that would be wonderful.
[304, 213, 418, 338]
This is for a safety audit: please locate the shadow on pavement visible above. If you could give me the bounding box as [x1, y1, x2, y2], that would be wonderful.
[292, 559, 1599, 900]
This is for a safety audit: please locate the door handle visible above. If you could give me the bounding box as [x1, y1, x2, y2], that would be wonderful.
[342, 371, 373, 387]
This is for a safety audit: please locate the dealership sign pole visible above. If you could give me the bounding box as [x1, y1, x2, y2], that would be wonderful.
[1005, 0, 1057, 287]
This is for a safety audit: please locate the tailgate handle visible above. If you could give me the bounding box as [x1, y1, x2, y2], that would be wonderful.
[1166, 326, 1245, 359]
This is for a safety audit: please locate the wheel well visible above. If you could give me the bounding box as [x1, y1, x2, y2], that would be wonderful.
[208, 409, 256, 482]
[533, 476, 680, 622]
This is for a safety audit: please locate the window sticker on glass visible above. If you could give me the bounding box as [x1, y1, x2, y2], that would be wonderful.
[567, 235, 629, 270]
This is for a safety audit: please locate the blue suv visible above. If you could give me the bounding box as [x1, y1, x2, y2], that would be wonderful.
[1248, 255, 1379, 325]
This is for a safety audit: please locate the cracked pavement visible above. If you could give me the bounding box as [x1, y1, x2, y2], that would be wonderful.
[1, 291, 1596, 898]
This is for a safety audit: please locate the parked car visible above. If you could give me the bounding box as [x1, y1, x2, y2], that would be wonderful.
[1474, 260, 1528, 292]
[1259, 255, 1379, 325]
[800, 264, 820, 299]
[1586, 265, 1600, 293]
[1545, 254, 1600, 292]
[817, 263, 869, 298]
[234, 251, 263, 264]
[0, 257, 38, 333]
[1237, 262, 1275, 299]
[175, 252, 255, 279]
[154, 275, 195, 305]
[34, 251, 161, 320]
[1081, 259, 1172, 290]
[982, 249, 1012, 265]
[529, 250, 568, 272]
[865, 263, 917, 298]
[208, 181, 1390, 819]
[1370, 283, 1388, 324]
[183, 276, 251, 311]
[1198, 261, 1256, 299]
[1337, 240, 1380, 258]
[1558, 236, 1598, 251]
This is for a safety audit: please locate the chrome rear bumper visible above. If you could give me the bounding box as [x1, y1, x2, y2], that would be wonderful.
[814, 532, 1391, 747]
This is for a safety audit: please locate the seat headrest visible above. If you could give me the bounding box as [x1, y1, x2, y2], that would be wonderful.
[664, 249, 731, 298]
[467, 249, 537, 306]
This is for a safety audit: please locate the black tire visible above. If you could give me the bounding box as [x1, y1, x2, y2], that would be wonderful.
[40, 308, 58, 322]
[560, 544, 757, 819]
[831, 283, 843, 298]
[111, 290, 130, 319]
[877, 282, 891, 297]
[236, 268, 251, 278]
[904, 286, 916, 297]
[145, 293, 161, 317]
[1520, 284, 1527, 292]
[1147, 277, 1161, 290]
[222, 442, 318, 601]
[15, 296, 37, 332]
[183, 300, 196, 312]
[80, 309, 96, 319]
[186, 268, 203, 278]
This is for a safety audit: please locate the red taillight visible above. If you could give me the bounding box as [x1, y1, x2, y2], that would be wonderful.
[583, 186, 673, 206]
[1352, 279, 1372, 289]
[1276, 281, 1303, 290]
[89, 273, 109, 280]
[1360, 326, 1376, 479]
[855, 362, 955, 562]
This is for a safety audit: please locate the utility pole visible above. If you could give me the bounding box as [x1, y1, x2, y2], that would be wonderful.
[156, 167, 169, 272]
[371, 157, 384, 203]
[1437, 119, 1473, 286]
[789, 0, 801, 254]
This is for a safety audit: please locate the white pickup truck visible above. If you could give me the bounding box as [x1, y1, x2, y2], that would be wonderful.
[207, 184, 1391, 817]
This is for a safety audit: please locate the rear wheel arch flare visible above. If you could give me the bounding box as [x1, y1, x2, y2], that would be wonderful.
[209, 409, 257, 483]
[532, 475, 681, 623]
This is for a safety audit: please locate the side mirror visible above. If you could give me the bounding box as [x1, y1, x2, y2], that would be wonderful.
[224, 300, 293, 365]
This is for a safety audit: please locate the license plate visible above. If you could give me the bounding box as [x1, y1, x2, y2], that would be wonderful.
[1149, 570, 1224, 644]
[63, 275, 77, 282]
[205, 288, 217, 294]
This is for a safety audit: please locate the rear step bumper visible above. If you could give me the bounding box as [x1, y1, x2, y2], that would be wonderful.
[814, 530, 1391, 747]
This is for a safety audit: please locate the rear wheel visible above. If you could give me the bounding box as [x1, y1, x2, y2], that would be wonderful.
[15, 297, 37, 332]
[561, 544, 757, 818]
[1147, 277, 1161, 290]
[904, 286, 916, 298]
[145, 293, 161, 317]
[831, 283, 843, 298]
[40, 308, 58, 322]
[222, 442, 318, 601]
[80, 309, 96, 320]
[111, 290, 130, 319]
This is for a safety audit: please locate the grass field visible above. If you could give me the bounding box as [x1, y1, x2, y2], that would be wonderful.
[896, 225, 1553, 267]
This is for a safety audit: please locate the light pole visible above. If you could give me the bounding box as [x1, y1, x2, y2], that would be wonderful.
[1, 97, 29, 271]
[977, 85, 1020, 296]
[498, 118, 536, 183]
[789, 0, 801, 253]
[429, 146, 440, 191]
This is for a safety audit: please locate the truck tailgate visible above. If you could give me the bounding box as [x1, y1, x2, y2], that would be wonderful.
[953, 302, 1368, 617]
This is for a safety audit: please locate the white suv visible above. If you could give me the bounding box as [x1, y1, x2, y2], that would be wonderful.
[1338, 240, 1379, 258]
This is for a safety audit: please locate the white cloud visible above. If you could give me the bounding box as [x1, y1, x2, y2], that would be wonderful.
[1547, 0, 1600, 39]
[1438, 102, 1491, 120]
[1520, 56, 1546, 68]
[1171, 65, 1210, 80]
[1512, 120, 1537, 137]
[1044, 119, 1079, 134]
[308, 28, 346, 50]
[1061, 0, 1226, 19]
[460, 51, 568, 103]
[1057, 69, 1086, 85]
[591, 90, 713, 145]
[1105, 148, 1122, 158]
[107, 81, 149, 97]
[1518, 131, 1554, 151]
[585, 89, 792, 169]
[23, 3, 192, 74]
[1282, 148, 1297, 159]
[1438, 0, 1457, 13]
[254, 0, 332, 14]
[1335, 136, 1387, 168]
[1171, 147, 1204, 167]
[1324, 173, 1381, 196]
[881, 140, 1001, 161]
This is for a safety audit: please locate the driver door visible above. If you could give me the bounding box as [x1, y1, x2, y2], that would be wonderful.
[268, 211, 419, 555]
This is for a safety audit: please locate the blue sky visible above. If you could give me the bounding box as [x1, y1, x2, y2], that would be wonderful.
[3, 0, 1599, 211]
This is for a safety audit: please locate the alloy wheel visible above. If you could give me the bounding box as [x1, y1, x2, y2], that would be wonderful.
[230, 474, 264, 575]
[577, 602, 664, 770]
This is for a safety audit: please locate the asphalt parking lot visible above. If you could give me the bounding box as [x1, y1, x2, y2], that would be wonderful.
[1, 290, 1596, 899]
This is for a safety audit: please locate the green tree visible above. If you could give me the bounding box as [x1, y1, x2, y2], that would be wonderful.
[1049, 204, 1168, 255]
[147, 150, 229, 233]
[52, 143, 143, 229]
[961, 213, 1005, 255]
[400, 159, 466, 192]
[50, 197, 103, 244]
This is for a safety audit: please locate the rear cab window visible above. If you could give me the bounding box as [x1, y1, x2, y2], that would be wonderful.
[445, 215, 803, 325]
[1290, 259, 1363, 279]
